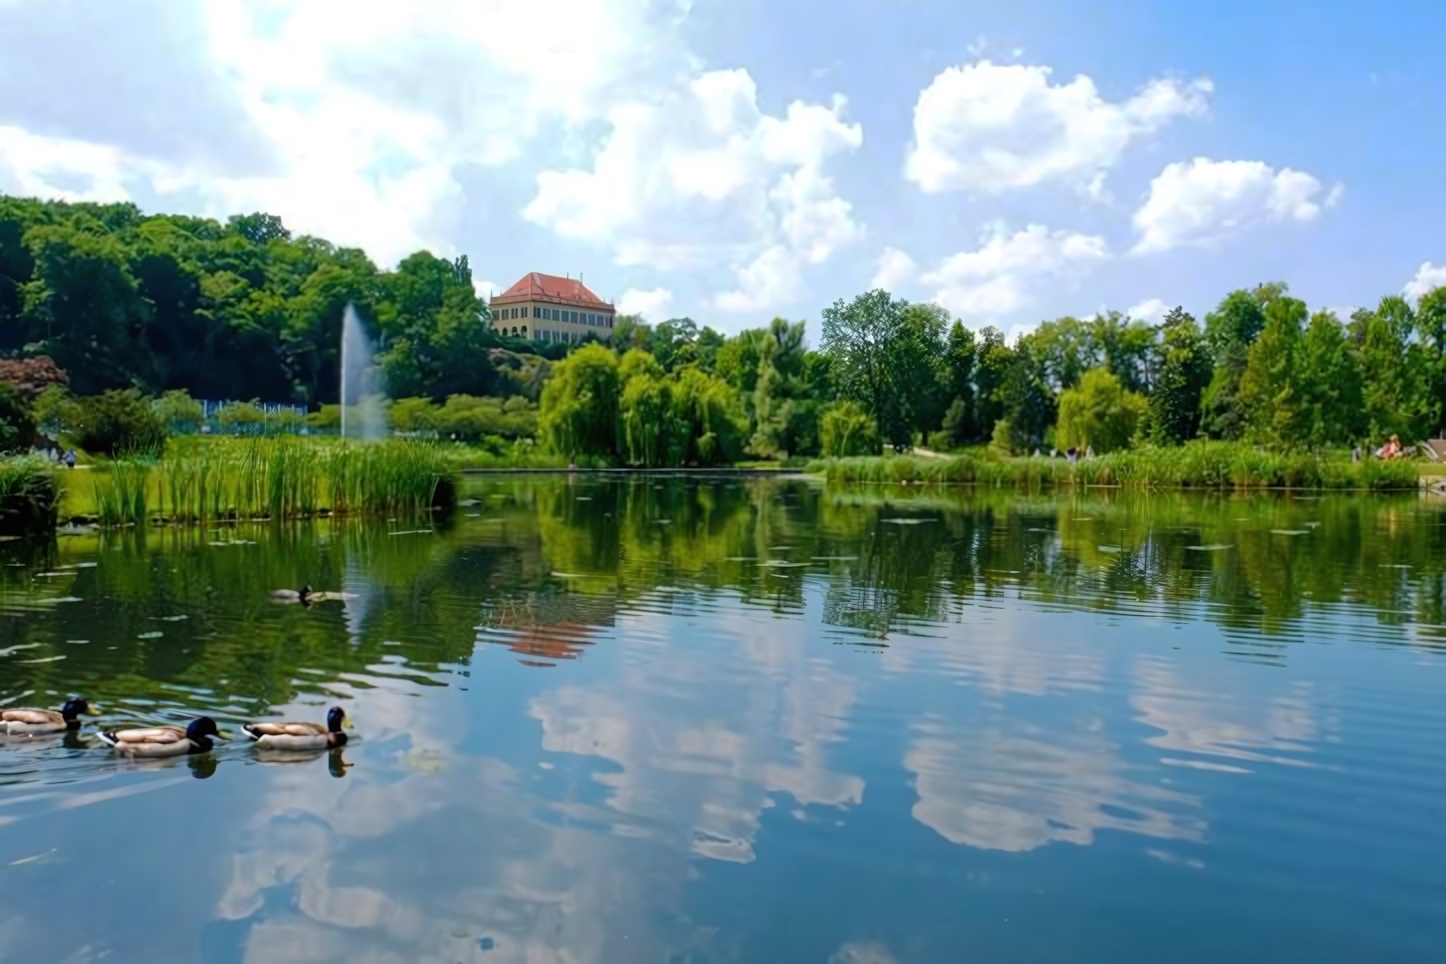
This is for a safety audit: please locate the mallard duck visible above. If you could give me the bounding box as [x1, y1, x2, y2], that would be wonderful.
[241, 706, 349, 751]
[2, 698, 96, 735]
[97, 717, 222, 757]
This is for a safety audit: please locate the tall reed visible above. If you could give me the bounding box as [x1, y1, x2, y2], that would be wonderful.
[808, 442, 1423, 491]
[85, 437, 456, 527]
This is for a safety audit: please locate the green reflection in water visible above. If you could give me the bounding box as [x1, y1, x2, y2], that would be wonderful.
[0, 479, 1444, 963]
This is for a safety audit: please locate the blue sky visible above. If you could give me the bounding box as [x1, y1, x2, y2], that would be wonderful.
[1, 0, 1442, 339]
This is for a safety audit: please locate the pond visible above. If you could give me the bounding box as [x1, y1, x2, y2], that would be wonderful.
[2, 477, 1444, 963]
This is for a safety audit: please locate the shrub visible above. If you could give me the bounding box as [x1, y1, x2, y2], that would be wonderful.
[0, 356, 69, 403]
[820, 400, 881, 457]
[0, 455, 58, 535]
[217, 399, 266, 434]
[0, 385, 36, 454]
[154, 389, 204, 433]
[74, 389, 168, 457]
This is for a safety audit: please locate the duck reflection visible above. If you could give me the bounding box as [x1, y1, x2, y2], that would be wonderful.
[250, 746, 352, 778]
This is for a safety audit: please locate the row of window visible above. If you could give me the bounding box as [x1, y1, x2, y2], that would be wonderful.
[494, 305, 614, 328]
[498, 326, 604, 344]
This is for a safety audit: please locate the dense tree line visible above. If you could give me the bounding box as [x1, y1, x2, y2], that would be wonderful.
[815, 281, 1446, 456]
[0, 195, 566, 404]
[5, 195, 1444, 465]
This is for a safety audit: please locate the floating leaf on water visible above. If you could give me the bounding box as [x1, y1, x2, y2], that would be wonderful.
[35, 572, 68, 578]
[725, 557, 755, 561]
[881, 518, 933, 525]
[575, 497, 592, 501]
[137, 631, 163, 639]
[158, 615, 189, 622]
[1304, 522, 1322, 528]
[73, 562, 98, 568]
[1097, 545, 1122, 553]
[0, 643, 41, 657]
[44, 596, 84, 604]
[19, 654, 65, 664]
[1186, 544, 1233, 551]
[550, 572, 588, 578]
[1271, 529, 1310, 536]
[757, 560, 810, 568]
[769, 546, 794, 551]
[655, 519, 672, 524]
[811, 556, 859, 561]
[457, 499, 481, 507]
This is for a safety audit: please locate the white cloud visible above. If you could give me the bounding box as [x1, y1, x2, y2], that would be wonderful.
[905, 60, 1211, 195]
[1403, 262, 1446, 302]
[870, 247, 918, 292]
[917, 223, 1109, 318]
[616, 287, 674, 318]
[524, 70, 864, 313]
[1132, 157, 1342, 254]
[0, 0, 695, 267]
[1127, 298, 1171, 324]
[473, 278, 500, 300]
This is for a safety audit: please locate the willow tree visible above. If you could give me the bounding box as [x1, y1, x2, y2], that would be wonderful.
[538, 343, 620, 459]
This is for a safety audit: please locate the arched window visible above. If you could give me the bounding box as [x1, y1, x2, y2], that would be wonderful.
[521, 325, 528, 336]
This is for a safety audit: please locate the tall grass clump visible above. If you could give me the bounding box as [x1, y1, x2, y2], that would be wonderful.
[0, 456, 59, 535]
[93, 459, 151, 527]
[809, 441, 1422, 491]
[80, 437, 457, 528]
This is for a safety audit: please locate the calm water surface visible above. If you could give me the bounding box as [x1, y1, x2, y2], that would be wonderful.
[2, 478, 1445, 963]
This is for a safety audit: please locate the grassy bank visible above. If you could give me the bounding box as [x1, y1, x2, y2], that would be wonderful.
[76, 437, 457, 527]
[0, 456, 59, 535]
[808, 442, 1423, 491]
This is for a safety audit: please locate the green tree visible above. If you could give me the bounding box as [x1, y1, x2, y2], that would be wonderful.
[1148, 307, 1212, 444]
[1238, 295, 1308, 448]
[940, 321, 976, 442]
[1416, 286, 1446, 436]
[1297, 311, 1364, 448]
[820, 400, 881, 457]
[972, 326, 1012, 441]
[998, 334, 1056, 451]
[1360, 295, 1437, 443]
[538, 344, 621, 459]
[1055, 367, 1147, 453]
[820, 289, 916, 448]
[20, 222, 157, 394]
[1200, 288, 1269, 439]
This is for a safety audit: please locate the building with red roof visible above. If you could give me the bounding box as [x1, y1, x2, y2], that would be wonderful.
[489, 272, 615, 343]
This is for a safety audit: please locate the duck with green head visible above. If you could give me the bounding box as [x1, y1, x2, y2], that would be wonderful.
[242, 706, 351, 751]
[2, 698, 97, 735]
[98, 717, 222, 757]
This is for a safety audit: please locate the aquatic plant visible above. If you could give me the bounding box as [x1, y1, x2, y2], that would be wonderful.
[0, 455, 59, 535]
[808, 441, 1423, 491]
[81, 437, 457, 527]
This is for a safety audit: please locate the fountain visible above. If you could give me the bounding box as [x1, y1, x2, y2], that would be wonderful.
[339, 303, 386, 440]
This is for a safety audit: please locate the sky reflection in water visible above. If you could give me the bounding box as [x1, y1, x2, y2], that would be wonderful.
[1, 479, 1444, 963]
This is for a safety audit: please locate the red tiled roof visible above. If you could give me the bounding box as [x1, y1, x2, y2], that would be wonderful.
[490, 272, 612, 308]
